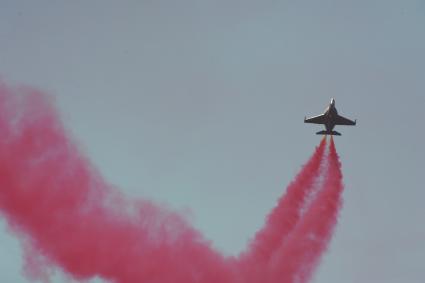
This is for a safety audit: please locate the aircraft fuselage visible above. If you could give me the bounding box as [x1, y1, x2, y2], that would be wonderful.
[323, 100, 338, 132]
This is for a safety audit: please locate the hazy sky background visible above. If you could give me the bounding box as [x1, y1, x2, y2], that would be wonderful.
[0, 1, 424, 282]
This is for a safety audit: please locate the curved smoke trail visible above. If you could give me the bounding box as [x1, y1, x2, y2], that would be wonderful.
[0, 84, 235, 283]
[0, 82, 345, 283]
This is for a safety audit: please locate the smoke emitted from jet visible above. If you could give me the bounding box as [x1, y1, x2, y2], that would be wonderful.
[239, 137, 344, 283]
[239, 137, 327, 282]
[265, 137, 344, 283]
[0, 82, 344, 283]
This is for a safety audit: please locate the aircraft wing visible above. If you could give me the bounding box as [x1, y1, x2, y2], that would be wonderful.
[304, 114, 326, 124]
[335, 114, 356, 126]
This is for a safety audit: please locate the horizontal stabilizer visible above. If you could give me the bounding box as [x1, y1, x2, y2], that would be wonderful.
[316, 130, 341, 136]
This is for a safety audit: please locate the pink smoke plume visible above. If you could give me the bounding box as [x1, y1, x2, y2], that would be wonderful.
[239, 137, 327, 282]
[266, 137, 344, 283]
[0, 82, 344, 283]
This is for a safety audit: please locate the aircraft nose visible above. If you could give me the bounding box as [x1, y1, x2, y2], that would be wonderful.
[331, 98, 335, 105]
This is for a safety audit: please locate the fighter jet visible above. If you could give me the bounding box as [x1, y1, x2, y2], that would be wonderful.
[304, 98, 356, 136]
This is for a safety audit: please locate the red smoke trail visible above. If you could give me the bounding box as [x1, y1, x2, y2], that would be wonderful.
[0, 84, 235, 283]
[239, 137, 326, 282]
[266, 137, 344, 283]
[0, 82, 345, 283]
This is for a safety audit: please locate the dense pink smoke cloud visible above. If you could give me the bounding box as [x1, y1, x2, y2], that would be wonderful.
[0, 82, 344, 283]
[0, 83, 235, 283]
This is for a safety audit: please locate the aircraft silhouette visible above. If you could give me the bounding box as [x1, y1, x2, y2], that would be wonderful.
[304, 98, 356, 136]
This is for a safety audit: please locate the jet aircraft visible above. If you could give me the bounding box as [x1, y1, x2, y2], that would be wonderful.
[304, 98, 356, 136]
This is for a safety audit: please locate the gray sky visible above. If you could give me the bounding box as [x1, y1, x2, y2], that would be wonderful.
[0, 1, 424, 282]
